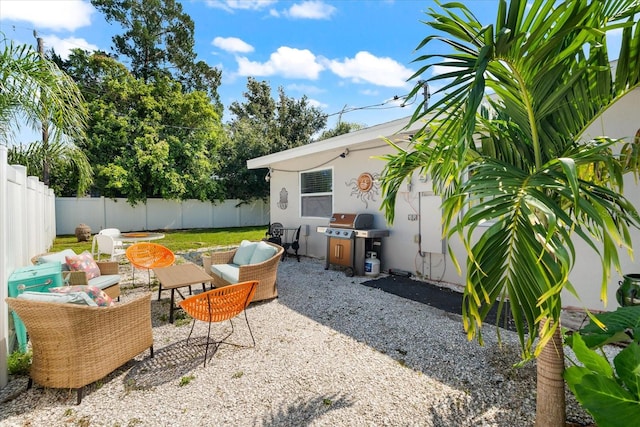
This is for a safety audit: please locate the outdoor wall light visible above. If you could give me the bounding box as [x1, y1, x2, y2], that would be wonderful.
[265, 169, 272, 182]
[340, 148, 350, 158]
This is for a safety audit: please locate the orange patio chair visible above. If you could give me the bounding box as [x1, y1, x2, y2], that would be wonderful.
[178, 280, 258, 367]
[126, 242, 175, 287]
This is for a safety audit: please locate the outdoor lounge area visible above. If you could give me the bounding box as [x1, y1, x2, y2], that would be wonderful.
[0, 250, 599, 426]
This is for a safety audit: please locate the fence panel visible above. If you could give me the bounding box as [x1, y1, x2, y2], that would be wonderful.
[0, 146, 56, 388]
[55, 197, 269, 235]
[1, 147, 268, 387]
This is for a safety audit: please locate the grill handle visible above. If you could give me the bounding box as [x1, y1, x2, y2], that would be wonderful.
[334, 244, 342, 259]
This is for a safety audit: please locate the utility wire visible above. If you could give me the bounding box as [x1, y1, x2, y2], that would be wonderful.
[4, 25, 423, 130]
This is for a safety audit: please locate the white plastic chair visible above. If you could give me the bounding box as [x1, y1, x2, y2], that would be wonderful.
[99, 228, 125, 247]
[93, 234, 126, 261]
[92, 228, 126, 257]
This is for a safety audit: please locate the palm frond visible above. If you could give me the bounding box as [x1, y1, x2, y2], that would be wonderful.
[382, 0, 640, 354]
[0, 34, 87, 145]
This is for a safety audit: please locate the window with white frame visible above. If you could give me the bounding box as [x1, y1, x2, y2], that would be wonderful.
[300, 168, 332, 218]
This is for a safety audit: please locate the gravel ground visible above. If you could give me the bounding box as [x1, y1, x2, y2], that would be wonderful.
[0, 250, 599, 426]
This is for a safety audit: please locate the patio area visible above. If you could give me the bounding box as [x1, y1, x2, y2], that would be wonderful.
[0, 251, 594, 426]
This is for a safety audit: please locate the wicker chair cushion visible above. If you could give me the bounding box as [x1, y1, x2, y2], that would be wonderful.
[87, 274, 120, 291]
[66, 252, 101, 280]
[233, 240, 257, 265]
[36, 249, 76, 271]
[17, 291, 97, 306]
[210, 263, 240, 284]
[50, 285, 113, 307]
[249, 241, 278, 264]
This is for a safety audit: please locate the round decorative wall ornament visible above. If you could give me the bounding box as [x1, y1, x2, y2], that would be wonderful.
[346, 172, 381, 208]
[357, 173, 374, 193]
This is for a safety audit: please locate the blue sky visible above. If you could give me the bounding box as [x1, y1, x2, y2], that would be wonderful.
[0, 0, 494, 139]
[0, 0, 624, 144]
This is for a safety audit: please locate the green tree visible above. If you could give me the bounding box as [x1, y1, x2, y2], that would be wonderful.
[0, 35, 91, 194]
[379, 1, 640, 425]
[221, 77, 327, 201]
[58, 50, 223, 204]
[92, 0, 222, 111]
[215, 119, 271, 202]
[318, 120, 365, 141]
[8, 139, 92, 196]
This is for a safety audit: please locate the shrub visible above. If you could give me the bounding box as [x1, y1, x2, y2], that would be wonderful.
[7, 351, 31, 375]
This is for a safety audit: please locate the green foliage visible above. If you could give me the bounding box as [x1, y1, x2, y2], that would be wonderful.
[318, 121, 365, 141]
[57, 51, 224, 204]
[0, 34, 87, 145]
[379, 1, 640, 423]
[0, 34, 90, 193]
[8, 139, 93, 196]
[220, 77, 327, 202]
[91, 0, 222, 111]
[566, 306, 640, 348]
[380, 0, 640, 359]
[7, 350, 31, 375]
[179, 374, 195, 386]
[564, 307, 640, 427]
[216, 120, 271, 202]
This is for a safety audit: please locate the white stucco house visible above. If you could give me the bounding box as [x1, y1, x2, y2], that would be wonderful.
[248, 87, 640, 311]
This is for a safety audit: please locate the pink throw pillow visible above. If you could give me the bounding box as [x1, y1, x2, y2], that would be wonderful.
[65, 251, 101, 280]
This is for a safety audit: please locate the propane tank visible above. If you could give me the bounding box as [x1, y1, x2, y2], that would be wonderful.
[365, 251, 380, 277]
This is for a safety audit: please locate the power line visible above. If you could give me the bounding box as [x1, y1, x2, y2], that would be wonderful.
[325, 91, 418, 119]
[4, 25, 423, 128]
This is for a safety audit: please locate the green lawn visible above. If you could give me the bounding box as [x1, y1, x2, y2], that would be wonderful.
[51, 226, 268, 254]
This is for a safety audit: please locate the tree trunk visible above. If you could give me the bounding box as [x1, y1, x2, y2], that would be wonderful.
[535, 317, 566, 427]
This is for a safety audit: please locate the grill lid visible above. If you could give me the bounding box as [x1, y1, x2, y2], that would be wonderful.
[329, 213, 374, 229]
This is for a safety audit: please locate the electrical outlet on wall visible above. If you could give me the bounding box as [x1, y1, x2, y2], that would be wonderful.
[408, 214, 418, 221]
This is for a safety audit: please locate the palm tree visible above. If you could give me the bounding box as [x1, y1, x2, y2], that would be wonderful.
[379, 1, 640, 425]
[0, 34, 91, 194]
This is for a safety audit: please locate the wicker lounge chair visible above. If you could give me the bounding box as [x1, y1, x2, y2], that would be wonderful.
[31, 250, 121, 299]
[201, 241, 283, 302]
[179, 280, 258, 366]
[5, 293, 154, 404]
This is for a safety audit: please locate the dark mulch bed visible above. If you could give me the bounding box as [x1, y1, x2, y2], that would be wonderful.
[362, 274, 519, 332]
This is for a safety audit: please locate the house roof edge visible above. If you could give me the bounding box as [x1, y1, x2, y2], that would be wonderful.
[247, 115, 424, 170]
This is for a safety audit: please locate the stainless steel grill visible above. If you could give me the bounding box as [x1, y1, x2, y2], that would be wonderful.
[317, 213, 389, 276]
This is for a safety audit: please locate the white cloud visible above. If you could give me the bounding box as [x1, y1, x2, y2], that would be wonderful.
[212, 37, 254, 53]
[0, 0, 94, 31]
[431, 64, 459, 77]
[206, 0, 277, 12]
[43, 35, 99, 60]
[286, 83, 324, 95]
[286, 1, 336, 19]
[326, 51, 414, 88]
[236, 46, 324, 79]
[306, 98, 327, 109]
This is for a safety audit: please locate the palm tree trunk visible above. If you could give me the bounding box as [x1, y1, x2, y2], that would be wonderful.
[535, 317, 566, 427]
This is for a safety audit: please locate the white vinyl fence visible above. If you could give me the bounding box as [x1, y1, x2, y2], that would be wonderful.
[0, 145, 57, 388]
[55, 197, 269, 235]
[1, 145, 270, 387]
